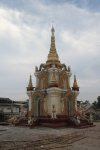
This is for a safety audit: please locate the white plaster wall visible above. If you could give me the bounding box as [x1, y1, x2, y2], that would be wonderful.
[47, 88, 62, 117]
[0, 107, 19, 113]
[12, 107, 19, 113]
[58, 96, 61, 114]
[29, 98, 31, 111]
[47, 94, 51, 115]
[27, 91, 34, 111]
[34, 72, 39, 87]
[50, 94, 61, 117]
[4, 107, 11, 112]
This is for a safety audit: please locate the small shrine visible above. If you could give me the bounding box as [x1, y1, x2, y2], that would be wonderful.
[8, 25, 95, 129]
[26, 25, 80, 118]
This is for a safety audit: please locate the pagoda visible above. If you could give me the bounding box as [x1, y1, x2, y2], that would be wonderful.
[26, 25, 80, 118]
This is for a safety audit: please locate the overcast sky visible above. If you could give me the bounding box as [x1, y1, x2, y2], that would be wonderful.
[0, 0, 100, 103]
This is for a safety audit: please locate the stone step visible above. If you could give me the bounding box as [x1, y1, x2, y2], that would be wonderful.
[39, 122, 68, 128]
[77, 125, 96, 129]
[77, 123, 90, 127]
[20, 124, 29, 126]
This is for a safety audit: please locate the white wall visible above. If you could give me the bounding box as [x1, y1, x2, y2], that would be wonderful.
[0, 106, 19, 113]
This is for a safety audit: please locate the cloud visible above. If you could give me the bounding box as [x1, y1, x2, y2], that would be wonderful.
[0, 0, 100, 102]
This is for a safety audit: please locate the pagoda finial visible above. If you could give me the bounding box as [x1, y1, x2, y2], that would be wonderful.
[27, 75, 33, 91]
[73, 75, 78, 87]
[51, 21, 55, 37]
[47, 24, 59, 62]
[28, 75, 33, 88]
[43, 24, 63, 70]
[72, 74, 79, 91]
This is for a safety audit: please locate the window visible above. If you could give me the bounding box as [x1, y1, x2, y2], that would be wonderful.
[7, 108, 11, 109]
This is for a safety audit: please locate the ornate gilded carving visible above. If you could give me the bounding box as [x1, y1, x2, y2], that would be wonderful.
[38, 69, 48, 89]
[61, 90, 76, 115]
[35, 66, 38, 71]
[29, 90, 44, 117]
[28, 111, 32, 117]
[60, 101, 64, 115]
[43, 96, 48, 115]
[43, 109, 48, 115]
[59, 70, 69, 89]
[20, 105, 27, 117]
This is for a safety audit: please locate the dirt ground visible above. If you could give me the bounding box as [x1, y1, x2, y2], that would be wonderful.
[0, 122, 100, 150]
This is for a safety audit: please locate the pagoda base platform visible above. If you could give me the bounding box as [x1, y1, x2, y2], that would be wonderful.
[14, 115, 96, 129]
[68, 117, 96, 129]
[39, 122, 68, 128]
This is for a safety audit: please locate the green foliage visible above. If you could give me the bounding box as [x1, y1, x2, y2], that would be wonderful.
[92, 101, 97, 108]
[92, 96, 100, 109]
[85, 100, 90, 104]
[97, 96, 100, 108]
[93, 114, 100, 120]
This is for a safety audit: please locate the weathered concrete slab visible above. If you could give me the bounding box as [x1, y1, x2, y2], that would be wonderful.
[0, 122, 99, 150]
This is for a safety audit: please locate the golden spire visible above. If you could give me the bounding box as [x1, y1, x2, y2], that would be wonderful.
[47, 24, 59, 61]
[28, 75, 33, 87]
[73, 75, 78, 87]
[27, 75, 33, 91]
[43, 24, 64, 69]
[50, 70, 58, 87]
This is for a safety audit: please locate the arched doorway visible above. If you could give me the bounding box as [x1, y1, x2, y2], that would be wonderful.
[34, 96, 41, 118]
[29, 90, 44, 117]
[68, 95, 73, 116]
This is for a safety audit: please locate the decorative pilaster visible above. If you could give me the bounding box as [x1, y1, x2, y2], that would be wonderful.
[34, 72, 39, 88]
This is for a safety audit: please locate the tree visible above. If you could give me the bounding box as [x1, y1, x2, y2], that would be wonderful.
[97, 96, 100, 108]
[84, 100, 90, 104]
[92, 101, 97, 108]
[92, 96, 100, 109]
